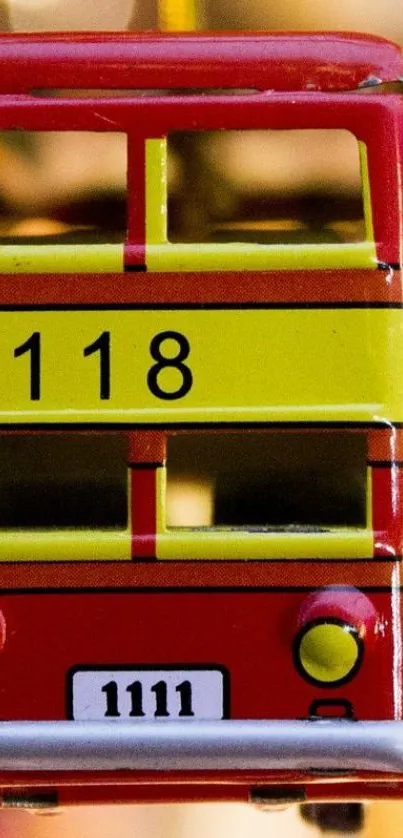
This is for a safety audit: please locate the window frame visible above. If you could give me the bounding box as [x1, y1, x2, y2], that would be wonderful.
[142, 93, 399, 271]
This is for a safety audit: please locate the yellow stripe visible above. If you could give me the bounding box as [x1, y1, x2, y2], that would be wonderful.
[146, 138, 168, 246]
[0, 529, 131, 561]
[156, 530, 373, 560]
[146, 241, 377, 272]
[0, 244, 123, 274]
[359, 142, 375, 243]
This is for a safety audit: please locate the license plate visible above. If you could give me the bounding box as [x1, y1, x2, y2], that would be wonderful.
[68, 666, 228, 721]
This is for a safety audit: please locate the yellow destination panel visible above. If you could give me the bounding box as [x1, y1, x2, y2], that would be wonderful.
[0, 307, 401, 424]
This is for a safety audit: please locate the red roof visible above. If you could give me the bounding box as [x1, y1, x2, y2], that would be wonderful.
[0, 31, 401, 93]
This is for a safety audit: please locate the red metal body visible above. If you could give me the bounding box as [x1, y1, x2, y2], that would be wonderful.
[0, 31, 401, 92]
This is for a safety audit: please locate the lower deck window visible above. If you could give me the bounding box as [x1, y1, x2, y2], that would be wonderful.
[166, 432, 367, 530]
[0, 434, 127, 529]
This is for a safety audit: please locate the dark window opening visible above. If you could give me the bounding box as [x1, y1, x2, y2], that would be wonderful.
[167, 130, 365, 246]
[0, 434, 127, 529]
[167, 432, 367, 530]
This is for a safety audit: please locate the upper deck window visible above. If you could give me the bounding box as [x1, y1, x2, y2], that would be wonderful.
[0, 131, 127, 245]
[167, 130, 365, 246]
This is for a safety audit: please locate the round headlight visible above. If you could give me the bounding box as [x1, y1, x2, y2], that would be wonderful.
[294, 618, 363, 687]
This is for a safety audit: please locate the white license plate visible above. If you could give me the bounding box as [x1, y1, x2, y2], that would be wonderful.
[69, 666, 228, 721]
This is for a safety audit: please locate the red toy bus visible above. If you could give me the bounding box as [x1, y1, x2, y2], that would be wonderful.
[0, 30, 401, 828]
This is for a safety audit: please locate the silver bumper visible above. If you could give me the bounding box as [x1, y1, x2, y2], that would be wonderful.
[0, 720, 402, 773]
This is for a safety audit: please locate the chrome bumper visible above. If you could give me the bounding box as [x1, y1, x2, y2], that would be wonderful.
[0, 720, 402, 773]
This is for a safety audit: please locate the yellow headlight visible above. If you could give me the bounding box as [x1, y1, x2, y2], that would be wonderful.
[294, 619, 362, 686]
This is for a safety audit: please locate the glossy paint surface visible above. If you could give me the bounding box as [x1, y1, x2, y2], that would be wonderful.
[0, 31, 400, 92]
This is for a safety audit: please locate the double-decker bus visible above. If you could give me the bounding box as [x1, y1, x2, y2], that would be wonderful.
[0, 30, 402, 823]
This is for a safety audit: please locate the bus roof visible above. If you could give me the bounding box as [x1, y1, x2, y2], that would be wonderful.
[0, 31, 401, 93]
